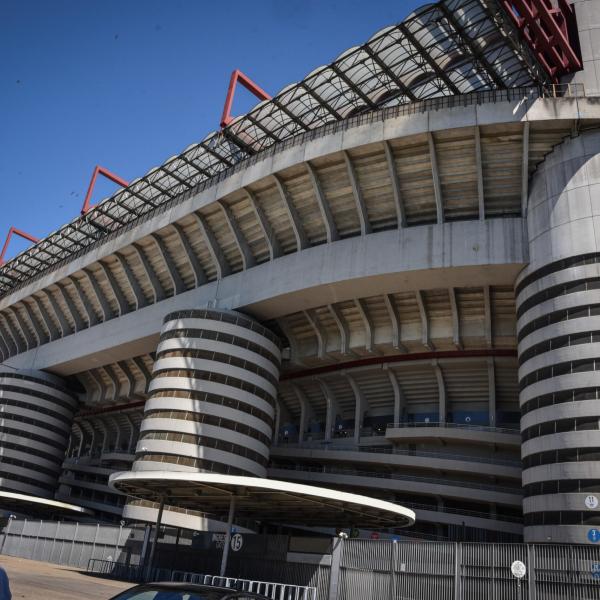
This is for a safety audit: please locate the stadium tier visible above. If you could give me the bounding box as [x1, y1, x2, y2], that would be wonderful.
[1, 0, 599, 544]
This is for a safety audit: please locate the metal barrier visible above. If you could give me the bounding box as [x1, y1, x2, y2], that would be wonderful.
[87, 559, 317, 600]
[170, 571, 317, 600]
[386, 421, 520, 435]
[88, 558, 144, 582]
[6, 519, 600, 599]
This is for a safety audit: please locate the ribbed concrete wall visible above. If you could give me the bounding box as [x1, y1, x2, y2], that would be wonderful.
[133, 309, 281, 477]
[518, 129, 600, 543]
[0, 369, 77, 498]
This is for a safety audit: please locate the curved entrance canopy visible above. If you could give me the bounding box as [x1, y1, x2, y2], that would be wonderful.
[110, 471, 415, 529]
[0, 490, 92, 517]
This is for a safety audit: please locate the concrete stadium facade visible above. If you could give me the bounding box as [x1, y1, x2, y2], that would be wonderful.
[1, 0, 600, 545]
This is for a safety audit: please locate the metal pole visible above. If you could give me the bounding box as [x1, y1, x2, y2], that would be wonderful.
[0, 516, 12, 555]
[328, 536, 344, 600]
[115, 524, 123, 562]
[146, 497, 165, 581]
[454, 542, 461, 600]
[67, 522, 78, 566]
[219, 495, 236, 577]
[527, 544, 535, 600]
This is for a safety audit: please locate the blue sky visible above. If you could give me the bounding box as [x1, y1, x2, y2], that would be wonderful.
[0, 0, 422, 260]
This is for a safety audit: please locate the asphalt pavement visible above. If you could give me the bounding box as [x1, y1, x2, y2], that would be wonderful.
[0, 555, 131, 599]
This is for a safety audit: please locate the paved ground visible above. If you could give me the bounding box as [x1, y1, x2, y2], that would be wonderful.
[0, 555, 132, 599]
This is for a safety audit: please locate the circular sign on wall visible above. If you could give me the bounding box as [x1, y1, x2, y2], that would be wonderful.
[585, 495, 599, 510]
[230, 533, 244, 552]
[588, 529, 600, 544]
[511, 560, 526, 579]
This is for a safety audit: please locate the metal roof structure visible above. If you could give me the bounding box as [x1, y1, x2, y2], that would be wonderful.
[0, 0, 548, 297]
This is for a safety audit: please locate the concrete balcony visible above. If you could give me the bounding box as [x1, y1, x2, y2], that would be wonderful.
[385, 422, 520, 447]
[268, 465, 522, 506]
[270, 444, 521, 479]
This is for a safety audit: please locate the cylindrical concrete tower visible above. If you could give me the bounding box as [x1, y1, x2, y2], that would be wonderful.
[0, 369, 77, 498]
[518, 130, 600, 543]
[133, 309, 281, 478]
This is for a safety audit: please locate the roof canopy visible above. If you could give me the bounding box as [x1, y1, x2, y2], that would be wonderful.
[0, 0, 545, 297]
[0, 490, 92, 518]
[110, 471, 416, 528]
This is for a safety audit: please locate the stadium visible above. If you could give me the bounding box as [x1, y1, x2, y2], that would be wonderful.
[0, 0, 599, 552]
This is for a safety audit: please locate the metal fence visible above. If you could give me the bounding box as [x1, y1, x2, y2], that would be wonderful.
[3, 518, 600, 599]
[0, 518, 147, 569]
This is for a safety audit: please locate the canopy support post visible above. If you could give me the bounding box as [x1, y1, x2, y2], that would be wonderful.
[146, 496, 164, 581]
[220, 495, 237, 577]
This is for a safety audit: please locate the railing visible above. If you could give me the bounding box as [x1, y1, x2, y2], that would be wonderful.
[272, 442, 520, 467]
[400, 501, 523, 524]
[87, 559, 317, 600]
[386, 422, 520, 436]
[88, 559, 143, 582]
[170, 571, 316, 600]
[0, 83, 588, 300]
[270, 464, 522, 495]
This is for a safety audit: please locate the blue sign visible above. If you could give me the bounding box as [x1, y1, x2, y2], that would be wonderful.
[591, 563, 600, 579]
[588, 529, 600, 543]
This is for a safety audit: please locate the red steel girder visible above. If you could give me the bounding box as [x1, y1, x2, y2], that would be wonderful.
[0, 227, 39, 265]
[502, 0, 582, 80]
[81, 165, 129, 215]
[220, 69, 271, 128]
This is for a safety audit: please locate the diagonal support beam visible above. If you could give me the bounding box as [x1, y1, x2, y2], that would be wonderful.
[475, 126, 485, 220]
[449, 287, 463, 350]
[32, 295, 60, 341]
[132, 244, 165, 303]
[272, 174, 308, 251]
[244, 188, 281, 260]
[83, 268, 114, 321]
[219, 201, 256, 270]
[171, 223, 207, 287]
[328, 303, 352, 356]
[343, 151, 371, 235]
[115, 253, 148, 309]
[305, 162, 338, 243]
[354, 298, 376, 354]
[383, 141, 406, 228]
[98, 261, 129, 316]
[56, 282, 86, 332]
[42, 289, 73, 337]
[428, 132, 444, 224]
[383, 294, 407, 352]
[484, 285, 493, 348]
[69, 276, 99, 327]
[150, 233, 186, 295]
[303, 309, 327, 359]
[416, 290, 433, 350]
[193, 213, 231, 279]
[7, 307, 35, 350]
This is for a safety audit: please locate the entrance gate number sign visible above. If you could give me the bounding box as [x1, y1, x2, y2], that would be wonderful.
[230, 533, 244, 551]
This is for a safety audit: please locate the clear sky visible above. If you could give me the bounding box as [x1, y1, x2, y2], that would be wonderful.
[0, 0, 422, 260]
